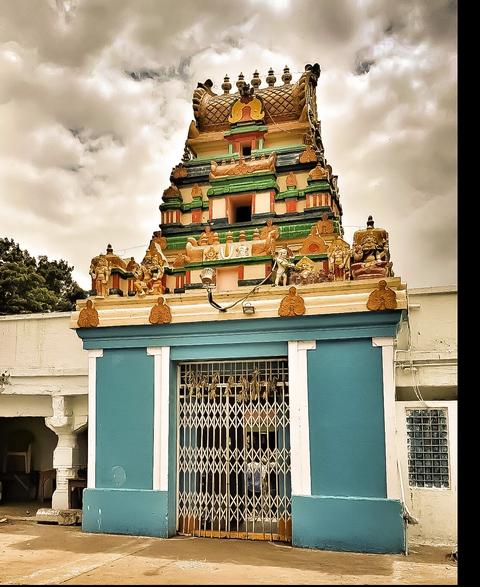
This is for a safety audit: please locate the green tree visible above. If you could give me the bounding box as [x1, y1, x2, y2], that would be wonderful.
[0, 238, 87, 315]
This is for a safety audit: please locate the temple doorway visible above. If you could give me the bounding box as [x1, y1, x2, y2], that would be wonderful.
[176, 358, 292, 541]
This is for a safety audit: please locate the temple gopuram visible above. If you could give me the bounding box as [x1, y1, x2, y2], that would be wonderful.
[73, 63, 408, 554]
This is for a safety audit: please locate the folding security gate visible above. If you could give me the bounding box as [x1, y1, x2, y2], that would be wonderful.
[177, 358, 292, 541]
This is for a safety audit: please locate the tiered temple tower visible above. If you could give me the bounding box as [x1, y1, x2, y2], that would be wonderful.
[73, 64, 408, 554]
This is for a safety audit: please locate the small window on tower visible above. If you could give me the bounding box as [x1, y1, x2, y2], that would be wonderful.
[242, 146, 251, 157]
[235, 206, 252, 223]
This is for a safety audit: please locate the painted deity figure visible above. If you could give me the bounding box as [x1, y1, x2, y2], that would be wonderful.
[199, 225, 218, 246]
[327, 240, 351, 281]
[272, 248, 295, 286]
[259, 219, 280, 255]
[149, 297, 172, 324]
[278, 287, 306, 317]
[89, 255, 111, 297]
[137, 254, 165, 295]
[367, 280, 397, 311]
[77, 299, 99, 328]
[350, 217, 392, 280]
[313, 212, 334, 237]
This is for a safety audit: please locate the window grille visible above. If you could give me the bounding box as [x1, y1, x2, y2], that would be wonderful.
[406, 408, 449, 488]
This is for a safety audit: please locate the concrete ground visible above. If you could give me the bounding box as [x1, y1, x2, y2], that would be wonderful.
[0, 514, 457, 585]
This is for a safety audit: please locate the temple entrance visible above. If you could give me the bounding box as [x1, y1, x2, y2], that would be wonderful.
[177, 359, 292, 542]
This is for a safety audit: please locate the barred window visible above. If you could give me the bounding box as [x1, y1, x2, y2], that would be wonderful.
[406, 408, 449, 488]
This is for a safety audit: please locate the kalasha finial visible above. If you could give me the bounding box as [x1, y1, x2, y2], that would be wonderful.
[221, 74, 232, 94]
[282, 65, 292, 84]
[367, 215, 375, 228]
[106, 244, 113, 254]
[266, 67, 276, 87]
[251, 70, 261, 90]
[236, 72, 245, 91]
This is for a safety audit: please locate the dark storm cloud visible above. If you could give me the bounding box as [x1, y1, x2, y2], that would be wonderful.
[0, 0, 456, 289]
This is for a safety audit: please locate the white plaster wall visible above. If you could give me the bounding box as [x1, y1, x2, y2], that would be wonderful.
[395, 287, 457, 391]
[395, 401, 457, 546]
[0, 313, 88, 399]
[396, 287, 457, 353]
[254, 191, 271, 214]
[0, 313, 88, 372]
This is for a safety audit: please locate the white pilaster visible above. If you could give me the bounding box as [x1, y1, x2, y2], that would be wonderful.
[372, 337, 401, 500]
[147, 347, 171, 491]
[45, 395, 88, 509]
[87, 350, 103, 489]
[288, 340, 316, 496]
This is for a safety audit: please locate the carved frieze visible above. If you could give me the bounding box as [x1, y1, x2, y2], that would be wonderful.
[210, 153, 276, 179]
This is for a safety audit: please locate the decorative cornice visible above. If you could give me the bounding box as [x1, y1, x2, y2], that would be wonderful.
[72, 277, 407, 331]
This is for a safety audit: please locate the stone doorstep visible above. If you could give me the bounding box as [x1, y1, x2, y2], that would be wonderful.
[35, 507, 82, 526]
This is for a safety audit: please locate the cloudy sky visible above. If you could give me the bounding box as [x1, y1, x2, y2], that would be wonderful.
[0, 0, 457, 291]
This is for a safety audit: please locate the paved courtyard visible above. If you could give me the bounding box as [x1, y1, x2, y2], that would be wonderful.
[0, 511, 456, 585]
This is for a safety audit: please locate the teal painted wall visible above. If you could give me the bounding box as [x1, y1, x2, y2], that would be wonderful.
[83, 488, 169, 537]
[78, 312, 404, 551]
[292, 495, 405, 553]
[307, 339, 386, 498]
[96, 348, 154, 490]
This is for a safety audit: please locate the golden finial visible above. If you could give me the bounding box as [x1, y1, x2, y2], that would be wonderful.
[251, 70, 261, 90]
[266, 67, 276, 87]
[282, 65, 292, 84]
[221, 74, 232, 94]
[236, 72, 245, 91]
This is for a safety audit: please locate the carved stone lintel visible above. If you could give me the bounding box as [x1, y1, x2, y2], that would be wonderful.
[278, 286, 306, 317]
[367, 280, 397, 311]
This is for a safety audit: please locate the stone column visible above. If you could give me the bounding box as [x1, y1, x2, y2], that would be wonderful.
[45, 395, 87, 510]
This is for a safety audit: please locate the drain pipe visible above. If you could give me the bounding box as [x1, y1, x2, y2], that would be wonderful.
[397, 458, 419, 556]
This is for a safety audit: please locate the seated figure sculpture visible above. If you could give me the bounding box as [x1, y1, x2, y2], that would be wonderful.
[350, 216, 393, 280]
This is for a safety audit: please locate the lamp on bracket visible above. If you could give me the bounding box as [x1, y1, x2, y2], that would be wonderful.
[200, 267, 272, 313]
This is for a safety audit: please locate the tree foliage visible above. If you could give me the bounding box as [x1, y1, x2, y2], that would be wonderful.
[0, 238, 87, 315]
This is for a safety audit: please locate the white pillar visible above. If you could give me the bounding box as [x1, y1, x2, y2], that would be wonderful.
[45, 396, 87, 510]
[147, 347, 170, 491]
[87, 350, 103, 489]
[288, 340, 316, 496]
[372, 336, 401, 500]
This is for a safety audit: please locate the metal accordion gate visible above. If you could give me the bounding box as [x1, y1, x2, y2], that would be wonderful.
[177, 358, 292, 542]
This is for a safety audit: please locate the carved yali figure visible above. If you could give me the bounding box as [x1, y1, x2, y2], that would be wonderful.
[77, 300, 99, 328]
[367, 280, 397, 311]
[149, 297, 172, 324]
[278, 287, 306, 317]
